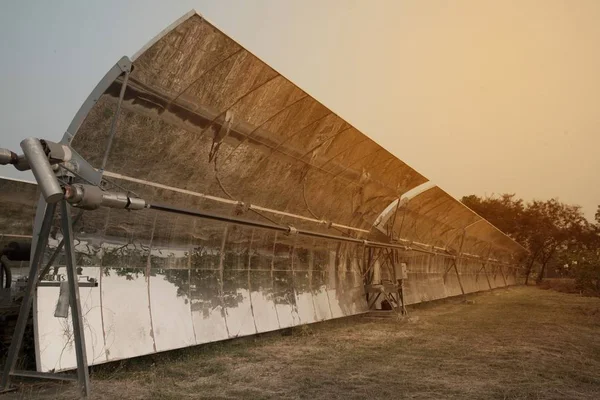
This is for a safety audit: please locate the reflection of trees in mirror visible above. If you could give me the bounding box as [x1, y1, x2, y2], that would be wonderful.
[270, 240, 298, 305]
[46, 238, 101, 269]
[294, 247, 310, 269]
[273, 271, 296, 305]
[103, 268, 146, 280]
[272, 243, 292, 271]
[150, 250, 189, 269]
[74, 239, 103, 266]
[154, 268, 190, 301]
[223, 245, 249, 271]
[38, 221, 371, 318]
[190, 269, 223, 318]
[41, 239, 100, 280]
[101, 240, 150, 271]
[294, 271, 311, 293]
[293, 243, 312, 293]
[248, 247, 272, 271]
[222, 271, 246, 308]
[312, 270, 326, 290]
[250, 271, 275, 300]
[190, 245, 220, 270]
[312, 248, 329, 291]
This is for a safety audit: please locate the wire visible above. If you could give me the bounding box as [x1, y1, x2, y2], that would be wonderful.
[101, 176, 140, 198]
[58, 164, 96, 187]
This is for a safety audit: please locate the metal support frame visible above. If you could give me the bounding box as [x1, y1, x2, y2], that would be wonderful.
[100, 64, 131, 171]
[452, 232, 467, 297]
[481, 261, 493, 290]
[60, 57, 133, 187]
[452, 259, 466, 297]
[0, 58, 133, 399]
[363, 246, 407, 317]
[1, 203, 55, 393]
[1, 201, 90, 397]
[61, 201, 90, 396]
[62, 57, 131, 145]
[442, 258, 454, 282]
[499, 264, 508, 287]
[475, 245, 493, 290]
[389, 249, 408, 316]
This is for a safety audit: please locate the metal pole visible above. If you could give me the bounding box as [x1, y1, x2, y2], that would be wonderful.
[499, 264, 508, 287]
[20, 138, 63, 203]
[100, 68, 130, 171]
[1, 203, 56, 391]
[453, 260, 466, 296]
[149, 203, 414, 252]
[60, 201, 90, 397]
[453, 231, 466, 297]
[388, 197, 402, 238]
[481, 244, 493, 290]
[482, 262, 493, 290]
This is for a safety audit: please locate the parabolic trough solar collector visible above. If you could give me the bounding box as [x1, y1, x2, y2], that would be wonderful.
[0, 11, 525, 372]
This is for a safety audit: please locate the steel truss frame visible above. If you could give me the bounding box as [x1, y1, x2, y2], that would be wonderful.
[1, 202, 90, 397]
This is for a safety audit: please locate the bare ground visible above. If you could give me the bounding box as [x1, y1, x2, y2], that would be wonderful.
[3, 286, 600, 399]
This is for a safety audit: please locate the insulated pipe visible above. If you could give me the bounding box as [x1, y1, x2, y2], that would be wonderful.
[64, 184, 146, 210]
[20, 138, 63, 203]
[0, 148, 16, 165]
[149, 202, 412, 252]
[148, 202, 512, 266]
[0, 148, 27, 170]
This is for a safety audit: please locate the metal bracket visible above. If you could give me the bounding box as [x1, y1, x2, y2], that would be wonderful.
[15, 280, 98, 288]
[66, 147, 103, 185]
[117, 57, 133, 73]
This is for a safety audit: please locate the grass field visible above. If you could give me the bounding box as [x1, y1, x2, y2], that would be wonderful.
[4, 286, 600, 399]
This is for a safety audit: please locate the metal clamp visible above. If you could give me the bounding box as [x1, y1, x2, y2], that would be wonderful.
[64, 184, 146, 210]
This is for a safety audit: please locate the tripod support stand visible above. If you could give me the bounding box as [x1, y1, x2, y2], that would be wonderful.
[0, 200, 90, 397]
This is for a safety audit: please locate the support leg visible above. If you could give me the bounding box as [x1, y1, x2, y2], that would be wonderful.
[398, 279, 407, 315]
[482, 264, 493, 290]
[60, 201, 90, 398]
[367, 292, 381, 310]
[453, 260, 466, 297]
[1, 203, 56, 392]
[499, 264, 508, 287]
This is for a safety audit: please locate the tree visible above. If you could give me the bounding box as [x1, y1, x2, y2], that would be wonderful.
[462, 195, 595, 286]
[526, 200, 588, 284]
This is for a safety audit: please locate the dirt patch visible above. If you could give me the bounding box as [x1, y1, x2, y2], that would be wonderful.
[537, 278, 581, 295]
[3, 287, 600, 399]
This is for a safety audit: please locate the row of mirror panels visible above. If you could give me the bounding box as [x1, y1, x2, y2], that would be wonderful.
[35, 208, 368, 372]
[391, 253, 517, 304]
[35, 211, 517, 373]
[0, 177, 518, 373]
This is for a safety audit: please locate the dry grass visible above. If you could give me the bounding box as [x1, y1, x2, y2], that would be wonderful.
[4, 286, 600, 399]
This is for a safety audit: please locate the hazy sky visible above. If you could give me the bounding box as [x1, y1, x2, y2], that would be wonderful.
[1, 1, 598, 220]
